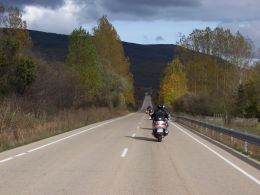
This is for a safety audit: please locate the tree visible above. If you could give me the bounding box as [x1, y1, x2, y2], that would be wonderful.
[16, 56, 35, 94]
[93, 16, 135, 108]
[66, 27, 102, 102]
[159, 58, 187, 108]
[0, 4, 35, 96]
[178, 27, 252, 83]
[238, 63, 260, 120]
[176, 27, 252, 123]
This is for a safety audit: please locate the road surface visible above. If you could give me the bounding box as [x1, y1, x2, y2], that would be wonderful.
[0, 95, 259, 194]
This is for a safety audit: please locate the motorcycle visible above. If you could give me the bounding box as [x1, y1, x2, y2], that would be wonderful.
[152, 117, 168, 142]
[145, 107, 153, 115]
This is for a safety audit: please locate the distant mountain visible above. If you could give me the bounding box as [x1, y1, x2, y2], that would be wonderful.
[29, 30, 177, 90]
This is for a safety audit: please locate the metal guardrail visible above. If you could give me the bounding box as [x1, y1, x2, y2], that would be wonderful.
[175, 115, 260, 158]
[176, 116, 260, 145]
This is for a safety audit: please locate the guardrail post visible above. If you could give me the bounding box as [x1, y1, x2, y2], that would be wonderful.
[176, 115, 260, 158]
[220, 133, 223, 141]
[244, 141, 248, 154]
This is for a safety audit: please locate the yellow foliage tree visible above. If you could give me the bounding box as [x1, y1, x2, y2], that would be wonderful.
[159, 58, 187, 107]
[93, 16, 135, 107]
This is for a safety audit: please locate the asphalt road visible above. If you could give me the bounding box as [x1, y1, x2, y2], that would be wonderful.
[0, 96, 259, 195]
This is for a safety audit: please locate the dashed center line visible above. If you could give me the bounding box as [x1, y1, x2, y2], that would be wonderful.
[121, 148, 128, 158]
[132, 133, 136, 138]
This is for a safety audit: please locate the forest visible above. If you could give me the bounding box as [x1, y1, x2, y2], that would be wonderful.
[0, 3, 135, 151]
[159, 27, 260, 132]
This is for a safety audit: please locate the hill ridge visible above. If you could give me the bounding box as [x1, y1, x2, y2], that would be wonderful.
[28, 30, 177, 90]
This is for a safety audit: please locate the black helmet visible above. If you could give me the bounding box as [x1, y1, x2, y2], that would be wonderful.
[157, 105, 165, 109]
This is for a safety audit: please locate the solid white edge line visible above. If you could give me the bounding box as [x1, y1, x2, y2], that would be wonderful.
[0, 157, 13, 163]
[132, 133, 136, 138]
[171, 122, 260, 186]
[27, 113, 135, 153]
[121, 148, 128, 158]
[15, 153, 26, 157]
[0, 113, 135, 163]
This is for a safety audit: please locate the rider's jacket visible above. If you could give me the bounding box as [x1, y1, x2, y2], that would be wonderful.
[151, 108, 170, 121]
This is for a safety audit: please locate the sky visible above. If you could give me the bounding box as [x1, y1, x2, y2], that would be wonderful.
[1, 0, 260, 53]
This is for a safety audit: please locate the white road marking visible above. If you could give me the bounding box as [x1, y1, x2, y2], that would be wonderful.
[171, 122, 260, 186]
[0, 157, 13, 163]
[27, 113, 135, 153]
[0, 113, 135, 163]
[132, 133, 136, 138]
[26, 113, 135, 153]
[121, 148, 128, 158]
[15, 153, 26, 157]
[137, 126, 140, 129]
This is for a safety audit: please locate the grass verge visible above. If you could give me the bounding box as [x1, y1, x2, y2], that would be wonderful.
[0, 106, 128, 153]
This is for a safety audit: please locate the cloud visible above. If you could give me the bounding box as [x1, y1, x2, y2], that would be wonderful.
[220, 20, 260, 48]
[1, 0, 64, 8]
[3, 0, 260, 23]
[155, 36, 164, 41]
[101, 0, 200, 16]
[2, 0, 260, 48]
[2, 0, 260, 22]
[22, 0, 84, 34]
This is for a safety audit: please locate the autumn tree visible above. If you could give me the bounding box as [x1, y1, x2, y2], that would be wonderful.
[66, 27, 103, 102]
[159, 58, 187, 108]
[93, 16, 135, 108]
[178, 27, 252, 83]
[237, 63, 260, 119]
[0, 4, 35, 95]
[176, 27, 252, 123]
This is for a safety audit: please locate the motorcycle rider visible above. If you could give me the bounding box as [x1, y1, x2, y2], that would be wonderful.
[151, 105, 170, 135]
[146, 106, 153, 115]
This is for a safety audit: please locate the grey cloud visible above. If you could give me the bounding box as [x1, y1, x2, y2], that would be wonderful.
[155, 36, 164, 41]
[3, 0, 259, 23]
[2, 0, 200, 9]
[2, 0, 260, 48]
[2, 0, 201, 19]
[101, 0, 200, 17]
[1, 0, 64, 8]
[220, 20, 260, 54]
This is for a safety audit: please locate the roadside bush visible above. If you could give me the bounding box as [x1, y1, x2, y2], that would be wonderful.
[26, 58, 86, 114]
[173, 92, 213, 115]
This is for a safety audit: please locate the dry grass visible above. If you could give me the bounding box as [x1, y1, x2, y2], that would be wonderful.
[194, 116, 260, 136]
[0, 101, 128, 152]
